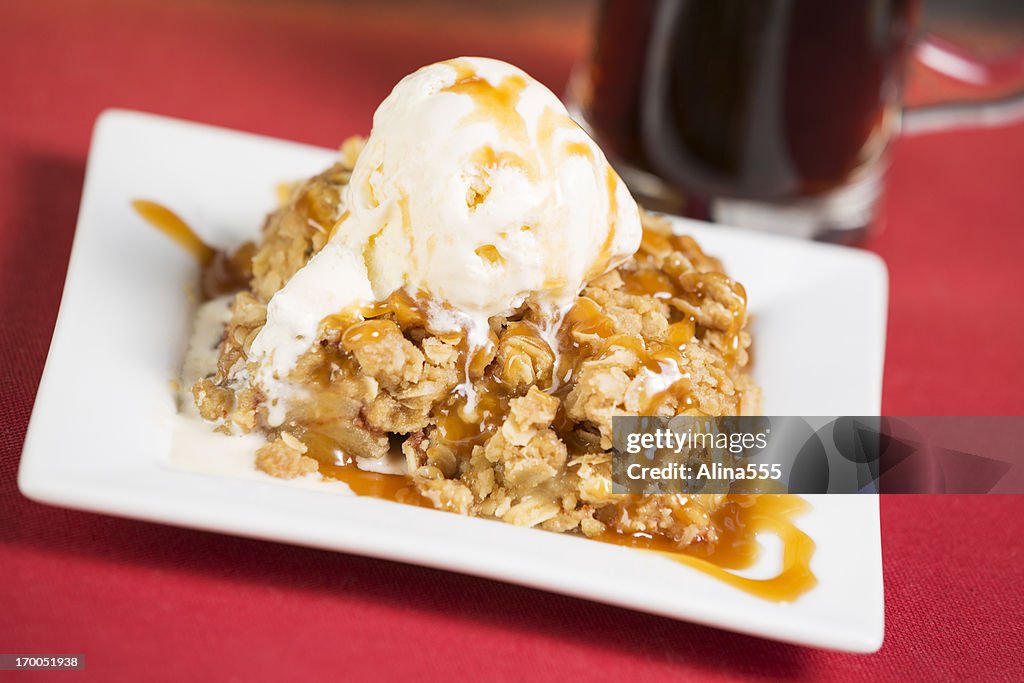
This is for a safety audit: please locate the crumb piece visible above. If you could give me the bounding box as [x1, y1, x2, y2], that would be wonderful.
[416, 477, 475, 514]
[494, 327, 554, 390]
[606, 494, 727, 548]
[192, 378, 233, 422]
[563, 351, 634, 448]
[569, 453, 614, 505]
[255, 433, 318, 479]
[501, 386, 559, 446]
[499, 429, 567, 490]
[230, 387, 257, 433]
[500, 494, 560, 528]
[366, 393, 431, 434]
[250, 163, 352, 303]
[580, 517, 607, 538]
[346, 321, 424, 391]
[214, 292, 267, 385]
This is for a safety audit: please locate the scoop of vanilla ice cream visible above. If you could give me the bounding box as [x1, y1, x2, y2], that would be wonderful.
[334, 56, 641, 325]
[247, 57, 641, 425]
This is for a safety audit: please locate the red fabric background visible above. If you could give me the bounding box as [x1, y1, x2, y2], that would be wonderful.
[1, 1, 1022, 680]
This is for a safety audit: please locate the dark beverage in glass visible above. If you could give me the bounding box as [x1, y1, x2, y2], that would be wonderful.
[574, 0, 921, 241]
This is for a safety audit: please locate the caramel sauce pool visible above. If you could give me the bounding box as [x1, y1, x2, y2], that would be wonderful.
[298, 432, 432, 507]
[307, 418, 815, 603]
[319, 457, 814, 601]
[137, 198, 814, 602]
[597, 495, 816, 601]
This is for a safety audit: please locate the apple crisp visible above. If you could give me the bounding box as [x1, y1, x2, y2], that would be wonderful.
[192, 138, 760, 551]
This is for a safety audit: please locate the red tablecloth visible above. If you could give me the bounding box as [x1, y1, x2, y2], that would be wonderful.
[1, 2, 1022, 681]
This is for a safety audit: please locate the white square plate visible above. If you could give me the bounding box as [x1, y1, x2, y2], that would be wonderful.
[19, 110, 888, 652]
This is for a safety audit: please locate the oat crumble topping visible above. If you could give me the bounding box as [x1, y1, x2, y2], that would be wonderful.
[193, 138, 761, 551]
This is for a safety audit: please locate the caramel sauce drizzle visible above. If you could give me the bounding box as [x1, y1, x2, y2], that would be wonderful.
[562, 141, 595, 160]
[586, 166, 620, 280]
[133, 199, 215, 266]
[470, 144, 535, 180]
[556, 294, 699, 414]
[133, 200, 251, 300]
[624, 231, 748, 367]
[328, 210, 350, 241]
[317, 224, 748, 461]
[441, 60, 621, 285]
[442, 59, 529, 145]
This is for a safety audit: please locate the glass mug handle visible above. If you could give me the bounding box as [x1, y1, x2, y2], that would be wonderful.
[903, 34, 1024, 135]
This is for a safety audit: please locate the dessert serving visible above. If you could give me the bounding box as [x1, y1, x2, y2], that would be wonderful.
[143, 57, 810, 597]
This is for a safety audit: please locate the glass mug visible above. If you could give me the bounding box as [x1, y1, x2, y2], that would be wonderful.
[570, 0, 1024, 242]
